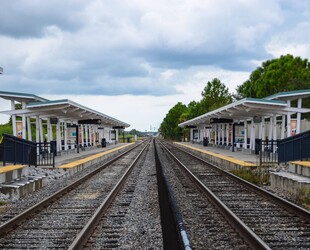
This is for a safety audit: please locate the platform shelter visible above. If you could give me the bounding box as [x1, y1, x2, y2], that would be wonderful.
[179, 89, 310, 154]
[0, 91, 130, 153]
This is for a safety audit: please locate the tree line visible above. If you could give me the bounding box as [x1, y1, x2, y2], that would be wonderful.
[159, 54, 310, 140]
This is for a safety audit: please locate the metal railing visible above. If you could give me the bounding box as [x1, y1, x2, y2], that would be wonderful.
[0, 134, 56, 167]
[259, 139, 278, 165]
[37, 141, 56, 167]
[0, 134, 37, 166]
[278, 130, 310, 163]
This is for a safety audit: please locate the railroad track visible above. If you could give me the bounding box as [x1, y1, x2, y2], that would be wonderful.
[0, 141, 148, 249]
[158, 140, 310, 249]
[68, 141, 151, 249]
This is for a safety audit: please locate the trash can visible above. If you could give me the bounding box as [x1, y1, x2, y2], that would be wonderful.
[255, 139, 261, 155]
[101, 138, 106, 147]
[50, 140, 57, 156]
[203, 137, 209, 146]
[127, 138, 130, 143]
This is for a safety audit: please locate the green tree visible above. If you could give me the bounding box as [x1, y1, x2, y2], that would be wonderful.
[200, 78, 233, 111]
[160, 102, 187, 140]
[236, 54, 310, 99]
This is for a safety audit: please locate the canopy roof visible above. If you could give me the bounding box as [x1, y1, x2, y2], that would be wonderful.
[0, 91, 130, 128]
[179, 90, 310, 128]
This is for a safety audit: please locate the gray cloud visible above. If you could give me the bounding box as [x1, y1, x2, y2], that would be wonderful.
[0, 0, 310, 97]
[0, 0, 86, 38]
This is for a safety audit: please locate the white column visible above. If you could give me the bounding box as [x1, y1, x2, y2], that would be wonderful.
[39, 118, 44, 142]
[22, 102, 26, 139]
[11, 100, 17, 136]
[243, 122, 247, 149]
[47, 118, 51, 142]
[261, 117, 266, 141]
[273, 115, 277, 153]
[221, 124, 224, 145]
[217, 124, 221, 145]
[116, 129, 119, 142]
[56, 122, 61, 152]
[287, 100, 291, 137]
[36, 116, 40, 142]
[89, 125, 92, 145]
[296, 98, 302, 134]
[81, 125, 84, 147]
[64, 122, 68, 150]
[250, 119, 255, 150]
[85, 125, 89, 146]
[268, 116, 273, 141]
[214, 126, 217, 145]
[273, 115, 277, 141]
[226, 124, 229, 146]
[281, 115, 286, 139]
[230, 124, 234, 146]
[27, 117, 32, 141]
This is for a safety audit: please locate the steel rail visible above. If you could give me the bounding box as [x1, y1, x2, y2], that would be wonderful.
[159, 142, 271, 250]
[68, 142, 150, 250]
[0, 142, 142, 237]
[173, 142, 310, 219]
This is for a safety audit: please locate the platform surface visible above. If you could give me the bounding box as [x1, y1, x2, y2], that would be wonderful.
[55, 143, 133, 168]
[174, 142, 259, 167]
[0, 164, 24, 174]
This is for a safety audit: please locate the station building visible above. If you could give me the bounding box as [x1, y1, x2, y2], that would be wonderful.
[0, 91, 130, 154]
[179, 89, 310, 154]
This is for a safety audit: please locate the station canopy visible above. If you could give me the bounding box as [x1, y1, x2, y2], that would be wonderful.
[0, 91, 130, 128]
[179, 89, 310, 127]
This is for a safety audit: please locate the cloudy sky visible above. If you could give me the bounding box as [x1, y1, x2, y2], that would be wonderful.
[1, 0, 310, 131]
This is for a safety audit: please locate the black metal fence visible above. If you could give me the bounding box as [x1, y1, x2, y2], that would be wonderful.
[0, 134, 56, 167]
[259, 139, 278, 165]
[37, 141, 56, 167]
[0, 134, 37, 166]
[278, 130, 310, 163]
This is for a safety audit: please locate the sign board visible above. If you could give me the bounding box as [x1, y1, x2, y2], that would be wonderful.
[185, 125, 197, 128]
[291, 119, 297, 136]
[16, 121, 22, 138]
[78, 119, 102, 125]
[253, 116, 262, 123]
[50, 117, 58, 124]
[210, 118, 233, 124]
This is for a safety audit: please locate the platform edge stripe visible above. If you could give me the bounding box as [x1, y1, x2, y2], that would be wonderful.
[0, 165, 25, 173]
[57, 143, 133, 169]
[290, 161, 310, 167]
[174, 142, 256, 167]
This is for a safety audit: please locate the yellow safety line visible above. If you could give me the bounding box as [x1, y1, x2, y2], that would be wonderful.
[290, 161, 310, 168]
[58, 143, 133, 169]
[174, 142, 257, 167]
[0, 165, 24, 174]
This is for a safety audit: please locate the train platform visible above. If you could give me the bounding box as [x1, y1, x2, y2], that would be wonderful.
[175, 142, 310, 202]
[54, 142, 133, 168]
[0, 143, 134, 200]
[174, 142, 259, 169]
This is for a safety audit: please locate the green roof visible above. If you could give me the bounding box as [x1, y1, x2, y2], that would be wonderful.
[264, 89, 310, 100]
[0, 91, 49, 102]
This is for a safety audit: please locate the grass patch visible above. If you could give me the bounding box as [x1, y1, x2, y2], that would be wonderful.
[231, 169, 269, 185]
[297, 188, 310, 207]
[0, 200, 7, 206]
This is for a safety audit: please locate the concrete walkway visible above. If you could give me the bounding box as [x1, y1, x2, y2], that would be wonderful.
[54, 143, 131, 167]
[179, 142, 260, 165]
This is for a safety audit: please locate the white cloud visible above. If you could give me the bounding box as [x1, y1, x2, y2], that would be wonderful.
[1, 0, 310, 130]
